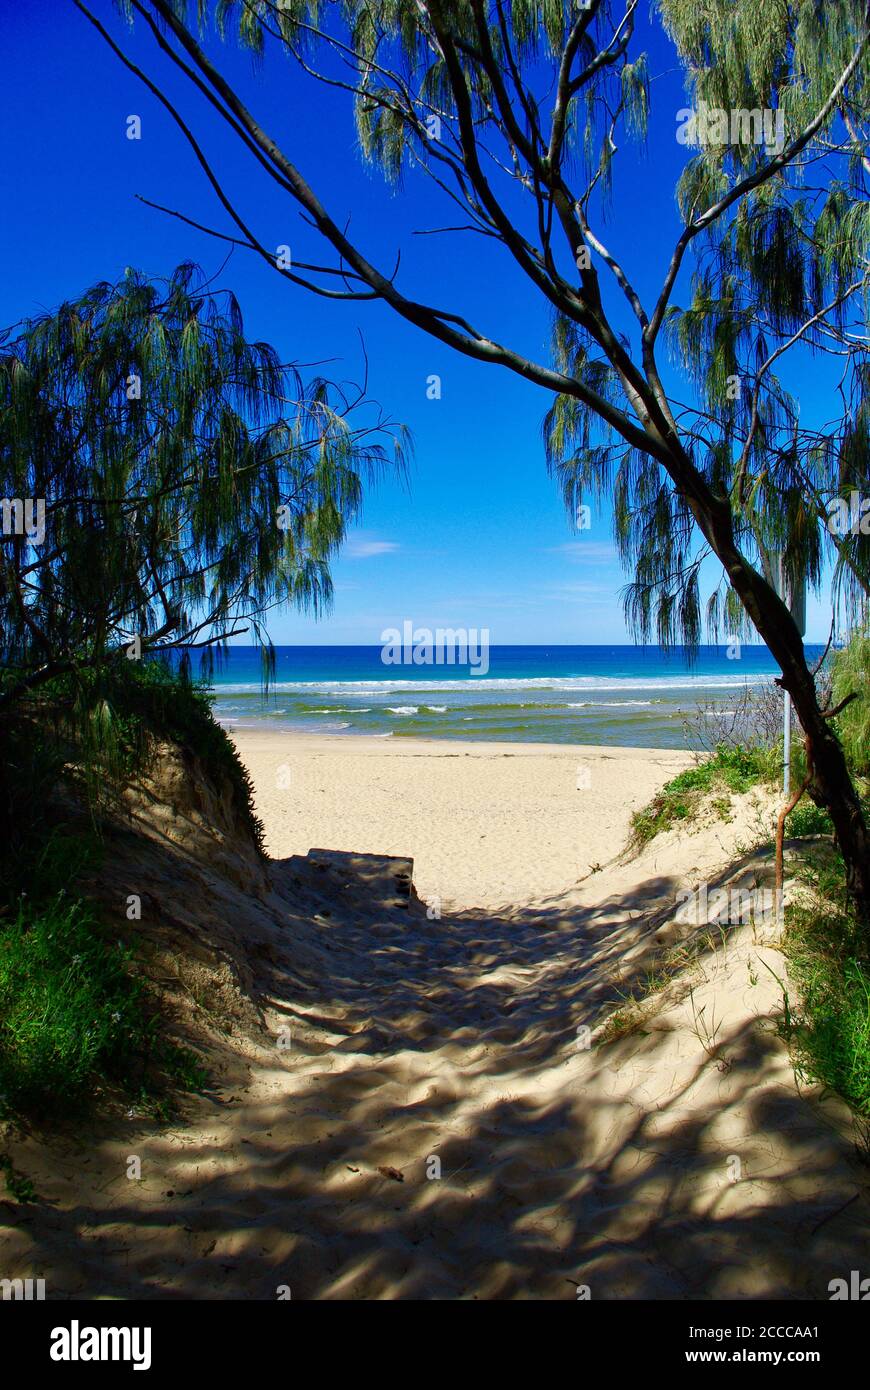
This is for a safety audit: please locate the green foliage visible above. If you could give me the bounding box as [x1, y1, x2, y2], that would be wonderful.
[0, 722, 78, 902]
[831, 624, 870, 777]
[659, 0, 867, 161]
[631, 743, 777, 844]
[781, 849, 870, 1115]
[70, 655, 265, 852]
[0, 873, 205, 1118]
[654, 0, 870, 622]
[785, 800, 834, 837]
[1, 261, 394, 856]
[1, 262, 407, 712]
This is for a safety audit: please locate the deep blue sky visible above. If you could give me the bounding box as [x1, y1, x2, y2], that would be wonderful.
[0, 1, 838, 643]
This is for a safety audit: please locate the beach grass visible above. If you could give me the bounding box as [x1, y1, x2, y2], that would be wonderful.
[0, 883, 203, 1117]
[780, 848, 870, 1117]
[630, 743, 778, 845]
[0, 825, 205, 1120]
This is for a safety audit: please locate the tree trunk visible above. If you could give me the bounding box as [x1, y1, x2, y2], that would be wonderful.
[788, 677, 870, 926]
[724, 549, 870, 930]
[663, 446, 870, 931]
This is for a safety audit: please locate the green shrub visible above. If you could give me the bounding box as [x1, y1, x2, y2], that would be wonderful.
[0, 888, 204, 1116]
[781, 855, 870, 1115]
[0, 1154, 36, 1202]
[784, 787, 869, 841]
[785, 800, 834, 837]
[631, 743, 777, 844]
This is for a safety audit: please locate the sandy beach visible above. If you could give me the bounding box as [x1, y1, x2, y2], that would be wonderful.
[229, 732, 693, 911]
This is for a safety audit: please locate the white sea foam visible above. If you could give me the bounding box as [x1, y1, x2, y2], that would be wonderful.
[213, 673, 776, 696]
[307, 706, 372, 714]
[567, 700, 656, 708]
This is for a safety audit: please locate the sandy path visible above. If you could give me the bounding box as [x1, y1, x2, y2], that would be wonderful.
[3, 741, 869, 1300]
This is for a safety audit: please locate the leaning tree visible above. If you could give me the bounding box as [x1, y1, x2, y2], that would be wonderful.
[0, 262, 406, 710]
[83, 1, 870, 917]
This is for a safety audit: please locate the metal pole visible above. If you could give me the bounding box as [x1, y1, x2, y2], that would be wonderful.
[783, 691, 791, 798]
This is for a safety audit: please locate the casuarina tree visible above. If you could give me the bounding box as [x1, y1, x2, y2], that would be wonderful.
[1, 261, 406, 710]
[83, 1, 869, 918]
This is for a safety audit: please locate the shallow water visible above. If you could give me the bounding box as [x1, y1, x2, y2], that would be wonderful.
[203, 644, 816, 749]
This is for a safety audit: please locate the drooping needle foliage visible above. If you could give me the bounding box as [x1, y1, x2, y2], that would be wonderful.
[0, 261, 408, 707]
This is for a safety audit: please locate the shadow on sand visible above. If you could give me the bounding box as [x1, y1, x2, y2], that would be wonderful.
[3, 842, 869, 1301]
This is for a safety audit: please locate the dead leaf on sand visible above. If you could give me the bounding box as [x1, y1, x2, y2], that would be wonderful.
[377, 1165, 404, 1183]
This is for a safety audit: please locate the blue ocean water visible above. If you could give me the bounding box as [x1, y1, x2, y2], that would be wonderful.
[204, 644, 816, 749]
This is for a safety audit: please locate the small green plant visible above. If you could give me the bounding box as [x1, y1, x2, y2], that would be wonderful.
[784, 784, 868, 842]
[595, 1001, 648, 1046]
[631, 743, 777, 844]
[0, 1153, 36, 1202]
[785, 800, 834, 837]
[642, 966, 670, 995]
[688, 988, 723, 1058]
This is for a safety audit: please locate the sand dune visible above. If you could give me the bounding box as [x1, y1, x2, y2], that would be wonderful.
[2, 736, 868, 1300]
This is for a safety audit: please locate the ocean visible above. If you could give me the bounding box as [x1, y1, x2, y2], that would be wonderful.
[204, 644, 816, 749]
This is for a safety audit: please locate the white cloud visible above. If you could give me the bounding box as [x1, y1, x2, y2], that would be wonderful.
[548, 541, 618, 563]
[344, 537, 400, 559]
[544, 581, 612, 604]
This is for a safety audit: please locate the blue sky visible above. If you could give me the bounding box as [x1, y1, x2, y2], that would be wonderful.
[0, 2, 839, 644]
